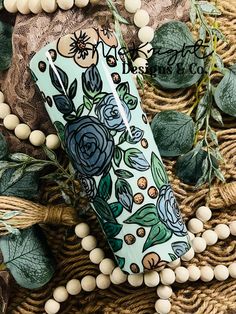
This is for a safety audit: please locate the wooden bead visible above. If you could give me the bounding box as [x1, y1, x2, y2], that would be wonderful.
[0, 103, 11, 119]
[144, 271, 160, 287]
[81, 275, 96, 292]
[96, 274, 111, 290]
[41, 0, 57, 13]
[175, 266, 189, 283]
[4, 0, 18, 13]
[14, 124, 31, 140]
[29, 130, 46, 146]
[214, 265, 229, 281]
[81, 235, 97, 251]
[127, 273, 143, 287]
[138, 43, 153, 59]
[66, 279, 81, 295]
[57, 0, 74, 10]
[156, 285, 173, 299]
[200, 266, 214, 282]
[124, 0, 141, 14]
[160, 269, 175, 285]
[230, 221, 236, 236]
[89, 248, 105, 264]
[188, 265, 201, 282]
[46, 134, 60, 150]
[181, 247, 195, 262]
[134, 9, 150, 28]
[167, 258, 181, 269]
[0, 91, 5, 103]
[138, 26, 154, 43]
[53, 286, 69, 303]
[75, 222, 90, 238]
[3, 114, 20, 130]
[196, 206, 212, 222]
[110, 267, 127, 285]
[155, 299, 171, 314]
[133, 57, 148, 73]
[188, 218, 204, 234]
[215, 224, 230, 240]
[99, 258, 115, 275]
[74, 0, 89, 7]
[28, 0, 42, 13]
[228, 263, 236, 278]
[45, 299, 60, 314]
[192, 237, 207, 253]
[202, 230, 218, 246]
[16, 0, 30, 14]
[188, 231, 195, 241]
[90, 0, 100, 3]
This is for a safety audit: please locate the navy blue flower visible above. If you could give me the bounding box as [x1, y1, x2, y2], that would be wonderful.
[65, 116, 114, 177]
[79, 176, 97, 200]
[95, 94, 131, 132]
[156, 185, 187, 237]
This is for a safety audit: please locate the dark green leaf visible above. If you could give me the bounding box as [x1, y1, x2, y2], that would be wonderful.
[93, 197, 116, 223]
[83, 95, 93, 111]
[0, 227, 55, 289]
[143, 222, 172, 252]
[103, 222, 123, 238]
[151, 111, 195, 157]
[0, 21, 13, 71]
[114, 169, 134, 179]
[124, 148, 149, 171]
[98, 173, 112, 201]
[115, 255, 125, 269]
[109, 238, 123, 252]
[110, 202, 123, 218]
[49, 65, 68, 93]
[76, 104, 84, 118]
[0, 133, 8, 160]
[68, 79, 77, 99]
[54, 121, 65, 145]
[82, 65, 102, 99]
[114, 146, 122, 167]
[124, 93, 138, 110]
[115, 179, 133, 212]
[7, 167, 25, 187]
[151, 152, 168, 189]
[124, 204, 159, 227]
[116, 82, 130, 99]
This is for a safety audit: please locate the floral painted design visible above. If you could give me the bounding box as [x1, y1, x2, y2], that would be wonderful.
[79, 176, 97, 200]
[142, 252, 167, 271]
[97, 27, 118, 47]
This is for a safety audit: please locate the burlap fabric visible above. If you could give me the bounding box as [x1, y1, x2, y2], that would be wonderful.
[1, 0, 236, 313]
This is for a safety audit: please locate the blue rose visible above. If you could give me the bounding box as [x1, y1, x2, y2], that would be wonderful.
[156, 185, 187, 237]
[65, 116, 114, 177]
[95, 94, 131, 131]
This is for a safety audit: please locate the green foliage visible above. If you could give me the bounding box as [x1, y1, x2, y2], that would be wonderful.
[143, 222, 173, 252]
[0, 21, 13, 71]
[150, 152, 168, 189]
[124, 204, 159, 227]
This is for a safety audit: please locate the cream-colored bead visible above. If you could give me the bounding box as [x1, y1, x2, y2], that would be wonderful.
[155, 299, 171, 314]
[96, 274, 111, 290]
[200, 266, 214, 282]
[134, 9, 150, 28]
[192, 237, 207, 253]
[41, 0, 57, 13]
[188, 265, 201, 282]
[160, 269, 175, 286]
[57, 0, 74, 10]
[133, 57, 148, 73]
[0, 91, 5, 103]
[90, 0, 100, 3]
[46, 134, 60, 150]
[188, 218, 204, 234]
[138, 26, 155, 43]
[28, 0, 42, 13]
[44, 299, 60, 314]
[215, 224, 230, 240]
[214, 265, 229, 281]
[144, 271, 160, 287]
[181, 247, 195, 262]
[110, 267, 127, 285]
[175, 266, 189, 283]
[81, 275, 96, 292]
[4, 0, 18, 13]
[138, 43, 153, 59]
[81, 235, 97, 251]
[14, 124, 31, 140]
[16, 0, 30, 14]
[202, 230, 218, 246]
[196, 206, 212, 222]
[99, 258, 115, 275]
[0, 103, 11, 119]
[89, 248, 105, 264]
[188, 231, 195, 241]
[53, 286, 69, 303]
[3, 114, 20, 131]
[124, 0, 141, 13]
[74, 0, 89, 7]
[157, 285, 173, 299]
[29, 130, 46, 146]
[230, 221, 236, 236]
[167, 258, 181, 269]
[75, 222, 90, 238]
[66, 279, 81, 295]
[127, 273, 143, 287]
[229, 263, 236, 278]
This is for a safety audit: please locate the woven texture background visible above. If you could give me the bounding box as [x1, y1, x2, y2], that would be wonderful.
[3, 0, 236, 313]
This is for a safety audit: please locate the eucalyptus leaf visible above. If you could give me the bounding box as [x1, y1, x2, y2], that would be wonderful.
[0, 21, 13, 72]
[0, 133, 8, 160]
[9, 153, 31, 162]
[198, 1, 221, 15]
[0, 0, 3, 9]
[151, 111, 195, 157]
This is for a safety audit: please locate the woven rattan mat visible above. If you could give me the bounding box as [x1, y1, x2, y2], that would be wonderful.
[6, 0, 236, 313]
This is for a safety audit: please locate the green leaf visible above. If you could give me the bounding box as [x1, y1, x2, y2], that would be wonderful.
[151, 111, 195, 157]
[83, 95, 93, 111]
[54, 121, 65, 144]
[68, 78, 77, 99]
[103, 222, 123, 238]
[124, 148, 149, 171]
[0, 133, 8, 160]
[98, 173, 112, 201]
[76, 104, 84, 118]
[93, 197, 116, 223]
[94, 92, 108, 104]
[82, 65, 103, 99]
[115, 179, 133, 212]
[0, 0, 4, 9]
[9, 153, 31, 162]
[106, 0, 129, 24]
[190, 3, 197, 25]
[198, 1, 221, 15]
[115, 255, 125, 269]
[123, 94, 138, 110]
[143, 222, 172, 252]
[0, 21, 13, 71]
[169, 253, 177, 261]
[212, 29, 226, 42]
[114, 169, 134, 179]
[214, 67, 236, 117]
[114, 146, 122, 167]
[110, 202, 123, 218]
[124, 204, 159, 227]
[119, 126, 144, 145]
[148, 21, 204, 89]
[109, 238, 123, 253]
[43, 146, 57, 161]
[151, 152, 168, 189]
[116, 82, 130, 99]
[49, 65, 68, 93]
[0, 227, 55, 289]
[7, 167, 25, 187]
